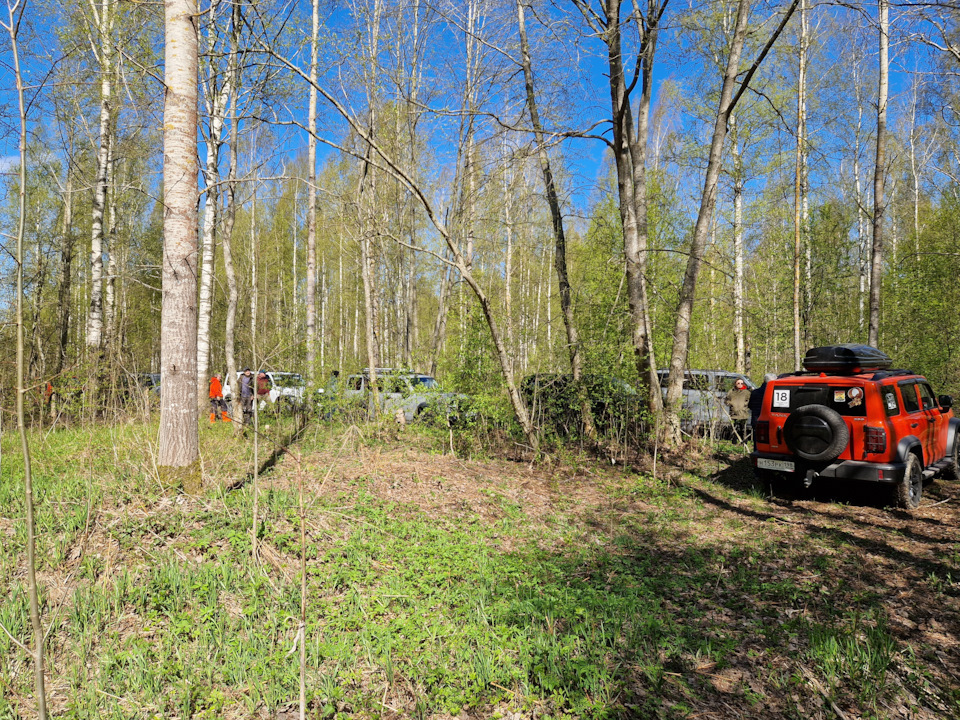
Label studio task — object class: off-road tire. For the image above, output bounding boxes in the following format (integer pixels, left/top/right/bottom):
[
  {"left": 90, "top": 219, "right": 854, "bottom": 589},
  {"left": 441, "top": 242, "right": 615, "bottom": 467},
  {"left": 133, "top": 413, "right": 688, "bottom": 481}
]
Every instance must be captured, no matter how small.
[
  {"left": 896, "top": 453, "right": 923, "bottom": 510},
  {"left": 783, "top": 404, "right": 849, "bottom": 462},
  {"left": 946, "top": 432, "right": 960, "bottom": 480}
]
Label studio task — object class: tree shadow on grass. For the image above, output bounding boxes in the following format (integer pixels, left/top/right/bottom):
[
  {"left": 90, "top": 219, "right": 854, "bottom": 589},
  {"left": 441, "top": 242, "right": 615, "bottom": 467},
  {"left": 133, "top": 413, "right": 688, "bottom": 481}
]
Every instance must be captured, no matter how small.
[
  {"left": 487, "top": 519, "right": 955, "bottom": 719},
  {"left": 480, "top": 477, "right": 960, "bottom": 720},
  {"left": 226, "top": 415, "right": 310, "bottom": 491}
]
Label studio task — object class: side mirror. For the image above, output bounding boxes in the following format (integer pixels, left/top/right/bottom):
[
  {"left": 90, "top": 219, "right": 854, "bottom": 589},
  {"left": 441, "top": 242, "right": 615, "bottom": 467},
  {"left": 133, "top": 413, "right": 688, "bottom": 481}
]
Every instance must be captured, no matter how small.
[{"left": 939, "top": 394, "right": 953, "bottom": 410}]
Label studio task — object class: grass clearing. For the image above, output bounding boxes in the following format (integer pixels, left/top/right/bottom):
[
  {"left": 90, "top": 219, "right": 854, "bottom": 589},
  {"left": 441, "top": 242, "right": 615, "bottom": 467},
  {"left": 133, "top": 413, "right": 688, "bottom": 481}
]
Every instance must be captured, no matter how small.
[{"left": 1, "top": 420, "right": 958, "bottom": 718}]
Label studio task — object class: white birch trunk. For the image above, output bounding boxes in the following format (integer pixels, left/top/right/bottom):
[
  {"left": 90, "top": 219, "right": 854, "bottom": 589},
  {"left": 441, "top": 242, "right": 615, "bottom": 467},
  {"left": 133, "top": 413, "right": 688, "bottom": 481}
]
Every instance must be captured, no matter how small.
[
  {"left": 854, "top": 74, "right": 867, "bottom": 334},
  {"left": 868, "top": 0, "right": 888, "bottom": 347},
  {"left": 159, "top": 0, "right": 200, "bottom": 477},
  {"left": 197, "top": 10, "right": 232, "bottom": 407},
  {"left": 85, "top": 0, "right": 114, "bottom": 354},
  {"left": 305, "top": 0, "right": 319, "bottom": 376},
  {"left": 104, "top": 129, "right": 117, "bottom": 356},
  {"left": 731, "top": 111, "right": 745, "bottom": 374},
  {"left": 792, "top": 0, "right": 807, "bottom": 369}
]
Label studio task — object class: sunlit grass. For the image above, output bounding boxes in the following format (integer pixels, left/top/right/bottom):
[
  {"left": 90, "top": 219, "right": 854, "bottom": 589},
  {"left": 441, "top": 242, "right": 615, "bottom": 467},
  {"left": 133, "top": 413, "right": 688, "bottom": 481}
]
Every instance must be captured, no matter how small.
[{"left": 0, "top": 421, "right": 956, "bottom": 718}]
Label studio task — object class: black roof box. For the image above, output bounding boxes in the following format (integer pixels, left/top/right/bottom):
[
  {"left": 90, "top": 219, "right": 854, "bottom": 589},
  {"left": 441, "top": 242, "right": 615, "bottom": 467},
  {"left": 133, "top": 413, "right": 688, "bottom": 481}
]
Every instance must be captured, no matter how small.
[{"left": 802, "top": 344, "right": 892, "bottom": 374}]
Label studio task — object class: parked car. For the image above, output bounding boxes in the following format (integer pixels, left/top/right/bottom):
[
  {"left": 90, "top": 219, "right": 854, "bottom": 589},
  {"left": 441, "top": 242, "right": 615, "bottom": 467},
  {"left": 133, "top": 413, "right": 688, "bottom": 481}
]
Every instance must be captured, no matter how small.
[
  {"left": 751, "top": 344, "right": 959, "bottom": 508},
  {"left": 520, "top": 373, "right": 641, "bottom": 437},
  {"left": 656, "top": 369, "right": 756, "bottom": 435},
  {"left": 327, "top": 368, "right": 468, "bottom": 423},
  {"left": 223, "top": 370, "right": 305, "bottom": 408},
  {"left": 135, "top": 372, "right": 161, "bottom": 396}
]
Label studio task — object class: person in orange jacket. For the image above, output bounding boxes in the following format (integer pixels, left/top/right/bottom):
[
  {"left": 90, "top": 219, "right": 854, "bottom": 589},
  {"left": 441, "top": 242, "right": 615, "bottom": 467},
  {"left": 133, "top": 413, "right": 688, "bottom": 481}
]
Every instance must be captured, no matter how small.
[{"left": 209, "top": 373, "right": 230, "bottom": 422}]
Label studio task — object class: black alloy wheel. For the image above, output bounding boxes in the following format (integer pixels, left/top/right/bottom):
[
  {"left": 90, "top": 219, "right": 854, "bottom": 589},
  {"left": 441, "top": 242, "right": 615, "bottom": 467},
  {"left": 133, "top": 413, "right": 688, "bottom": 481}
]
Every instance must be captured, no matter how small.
[{"left": 896, "top": 453, "right": 923, "bottom": 510}]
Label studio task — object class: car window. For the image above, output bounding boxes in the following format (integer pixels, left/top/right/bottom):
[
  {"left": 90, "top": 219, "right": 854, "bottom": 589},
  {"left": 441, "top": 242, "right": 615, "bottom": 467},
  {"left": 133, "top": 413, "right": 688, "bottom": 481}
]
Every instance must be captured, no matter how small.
[
  {"left": 716, "top": 376, "right": 749, "bottom": 392},
  {"left": 272, "top": 373, "right": 303, "bottom": 387},
  {"left": 410, "top": 376, "right": 438, "bottom": 390},
  {"left": 683, "top": 373, "right": 711, "bottom": 391},
  {"left": 769, "top": 384, "right": 867, "bottom": 417},
  {"left": 917, "top": 383, "right": 936, "bottom": 411},
  {"left": 881, "top": 386, "right": 900, "bottom": 416},
  {"left": 900, "top": 382, "right": 921, "bottom": 413},
  {"left": 381, "top": 377, "right": 406, "bottom": 394},
  {"left": 349, "top": 376, "right": 364, "bottom": 391}
]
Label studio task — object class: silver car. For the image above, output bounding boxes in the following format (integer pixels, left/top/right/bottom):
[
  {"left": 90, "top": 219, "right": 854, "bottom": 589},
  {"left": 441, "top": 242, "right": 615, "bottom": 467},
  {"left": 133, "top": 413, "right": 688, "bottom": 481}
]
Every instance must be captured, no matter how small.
[
  {"left": 657, "top": 369, "right": 756, "bottom": 435},
  {"left": 337, "top": 368, "right": 465, "bottom": 423}
]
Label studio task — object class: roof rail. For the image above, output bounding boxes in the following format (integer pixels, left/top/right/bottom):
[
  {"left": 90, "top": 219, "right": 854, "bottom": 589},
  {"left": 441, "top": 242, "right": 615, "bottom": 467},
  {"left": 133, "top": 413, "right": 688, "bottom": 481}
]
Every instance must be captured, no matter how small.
[{"left": 869, "top": 369, "right": 915, "bottom": 381}]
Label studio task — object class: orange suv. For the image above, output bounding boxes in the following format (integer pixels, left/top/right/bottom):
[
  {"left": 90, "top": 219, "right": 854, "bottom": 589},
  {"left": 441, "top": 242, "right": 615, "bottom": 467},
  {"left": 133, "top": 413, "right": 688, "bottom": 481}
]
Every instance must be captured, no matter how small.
[{"left": 751, "top": 344, "right": 960, "bottom": 508}]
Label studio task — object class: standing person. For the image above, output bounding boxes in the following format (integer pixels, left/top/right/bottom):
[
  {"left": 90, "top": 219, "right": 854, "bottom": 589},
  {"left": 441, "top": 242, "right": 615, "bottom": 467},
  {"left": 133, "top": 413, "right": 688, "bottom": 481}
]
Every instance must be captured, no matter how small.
[
  {"left": 726, "top": 378, "right": 751, "bottom": 443},
  {"left": 240, "top": 367, "right": 255, "bottom": 425},
  {"left": 209, "top": 373, "right": 229, "bottom": 422},
  {"left": 256, "top": 371, "right": 271, "bottom": 408}
]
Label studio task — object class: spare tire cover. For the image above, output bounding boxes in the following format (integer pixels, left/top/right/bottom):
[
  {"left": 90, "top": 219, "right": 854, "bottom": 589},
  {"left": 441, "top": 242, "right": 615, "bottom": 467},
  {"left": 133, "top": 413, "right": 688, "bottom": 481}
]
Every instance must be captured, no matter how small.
[{"left": 783, "top": 404, "right": 849, "bottom": 462}]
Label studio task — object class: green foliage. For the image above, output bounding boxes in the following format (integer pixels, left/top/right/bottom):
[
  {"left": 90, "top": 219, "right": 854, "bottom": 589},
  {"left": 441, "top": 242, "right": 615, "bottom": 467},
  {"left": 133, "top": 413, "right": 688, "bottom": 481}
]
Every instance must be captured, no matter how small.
[
  {"left": 881, "top": 193, "right": 960, "bottom": 395},
  {"left": 572, "top": 165, "right": 684, "bottom": 382}
]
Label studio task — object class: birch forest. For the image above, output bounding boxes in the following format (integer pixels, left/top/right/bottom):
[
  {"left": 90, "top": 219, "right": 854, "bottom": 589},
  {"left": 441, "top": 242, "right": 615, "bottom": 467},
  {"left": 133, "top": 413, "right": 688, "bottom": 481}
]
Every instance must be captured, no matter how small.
[
  {"left": 1, "top": 0, "right": 960, "bottom": 441},
  {"left": 5, "top": 3, "right": 960, "bottom": 719}
]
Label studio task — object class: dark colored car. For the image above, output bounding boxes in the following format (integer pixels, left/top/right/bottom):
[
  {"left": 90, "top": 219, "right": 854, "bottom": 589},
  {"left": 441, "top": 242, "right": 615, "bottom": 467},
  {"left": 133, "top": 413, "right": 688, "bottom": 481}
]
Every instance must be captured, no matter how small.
[
  {"left": 135, "top": 373, "right": 161, "bottom": 396},
  {"left": 751, "top": 344, "right": 959, "bottom": 508}
]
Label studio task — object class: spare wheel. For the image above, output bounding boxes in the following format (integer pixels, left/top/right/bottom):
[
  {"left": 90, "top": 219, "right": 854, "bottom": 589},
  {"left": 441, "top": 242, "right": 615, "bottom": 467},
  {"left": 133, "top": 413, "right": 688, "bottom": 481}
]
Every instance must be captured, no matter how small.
[{"left": 783, "top": 404, "right": 849, "bottom": 462}]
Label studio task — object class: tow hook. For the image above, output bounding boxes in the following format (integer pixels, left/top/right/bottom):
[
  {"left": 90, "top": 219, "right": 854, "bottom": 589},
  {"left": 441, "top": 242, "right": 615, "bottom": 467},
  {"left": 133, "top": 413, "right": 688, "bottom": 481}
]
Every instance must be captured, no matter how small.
[{"left": 804, "top": 469, "right": 818, "bottom": 489}]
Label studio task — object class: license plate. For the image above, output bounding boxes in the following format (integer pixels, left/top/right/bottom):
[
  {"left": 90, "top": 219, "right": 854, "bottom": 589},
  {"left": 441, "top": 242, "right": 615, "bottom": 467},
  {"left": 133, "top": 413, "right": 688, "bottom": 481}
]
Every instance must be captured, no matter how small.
[{"left": 757, "top": 458, "right": 794, "bottom": 472}]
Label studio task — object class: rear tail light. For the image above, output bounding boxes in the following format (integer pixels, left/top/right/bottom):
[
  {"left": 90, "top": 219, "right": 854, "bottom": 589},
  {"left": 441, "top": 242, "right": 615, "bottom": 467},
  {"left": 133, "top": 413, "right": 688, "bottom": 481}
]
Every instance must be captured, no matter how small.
[
  {"left": 864, "top": 426, "right": 887, "bottom": 454},
  {"left": 756, "top": 421, "right": 770, "bottom": 444}
]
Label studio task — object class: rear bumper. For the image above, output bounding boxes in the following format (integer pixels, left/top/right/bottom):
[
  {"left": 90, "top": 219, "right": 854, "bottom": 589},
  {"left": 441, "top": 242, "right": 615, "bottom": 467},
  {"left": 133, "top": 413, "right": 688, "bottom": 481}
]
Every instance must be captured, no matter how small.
[{"left": 751, "top": 452, "right": 905, "bottom": 485}]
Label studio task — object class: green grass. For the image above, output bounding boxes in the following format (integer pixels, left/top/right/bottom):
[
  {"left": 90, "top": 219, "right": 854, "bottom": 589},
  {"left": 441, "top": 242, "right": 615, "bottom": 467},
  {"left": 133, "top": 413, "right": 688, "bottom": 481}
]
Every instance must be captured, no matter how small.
[{"left": 1, "top": 422, "right": 957, "bottom": 718}]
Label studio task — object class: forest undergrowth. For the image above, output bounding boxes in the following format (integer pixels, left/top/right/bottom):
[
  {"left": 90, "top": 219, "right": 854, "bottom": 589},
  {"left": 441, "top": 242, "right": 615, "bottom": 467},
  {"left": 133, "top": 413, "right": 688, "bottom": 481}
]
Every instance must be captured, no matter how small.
[{"left": 1, "top": 416, "right": 958, "bottom": 719}]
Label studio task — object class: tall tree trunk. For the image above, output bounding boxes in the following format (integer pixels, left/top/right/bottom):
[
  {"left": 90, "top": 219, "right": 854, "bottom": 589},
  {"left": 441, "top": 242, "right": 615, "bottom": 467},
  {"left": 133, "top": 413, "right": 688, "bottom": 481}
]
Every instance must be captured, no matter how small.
[
  {"left": 663, "top": 0, "right": 750, "bottom": 444},
  {"left": 221, "top": 0, "right": 241, "bottom": 430},
  {"left": 517, "top": 0, "right": 595, "bottom": 436},
  {"left": 585, "top": 0, "right": 665, "bottom": 414},
  {"left": 792, "top": 0, "right": 807, "bottom": 369},
  {"left": 104, "top": 129, "right": 117, "bottom": 360},
  {"left": 86, "top": 0, "right": 114, "bottom": 355},
  {"left": 55, "top": 171, "right": 74, "bottom": 375},
  {"left": 429, "top": 261, "right": 452, "bottom": 377},
  {"left": 6, "top": 9, "right": 48, "bottom": 712},
  {"left": 854, "top": 66, "right": 867, "bottom": 335},
  {"left": 662, "top": 0, "right": 799, "bottom": 444},
  {"left": 305, "top": 0, "right": 319, "bottom": 377},
  {"left": 503, "top": 155, "right": 515, "bottom": 364},
  {"left": 159, "top": 0, "right": 200, "bottom": 484},
  {"left": 868, "top": 0, "right": 888, "bottom": 347},
  {"left": 359, "top": 167, "right": 381, "bottom": 409},
  {"left": 251, "top": 180, "right": 259, "bottom": 368},
  {"left": 338, "top": 231, "right": 345, "bottom": 368},
  {"left": 321, "top": 252, "right": 327, "bottom": 369},
  {"left": 908, "top": 77, "right": 922, "bottom": 262},
  {"left": 731, "top": 111, "right": 745, "bottom": 374},
  {"left": 359, "top": 0, "right": 383, "bottom": 407},
  {"left": 223, "top": 112, "right": 241, "bottom": 425},
  {"left": 197, "top": 8, "right": 232, "bottom": 409}
]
